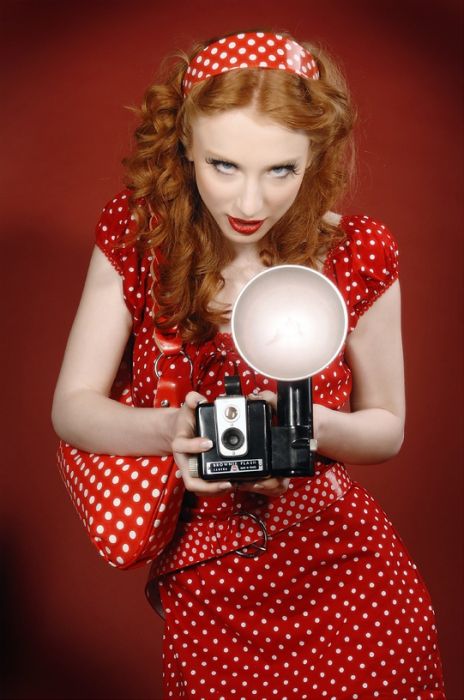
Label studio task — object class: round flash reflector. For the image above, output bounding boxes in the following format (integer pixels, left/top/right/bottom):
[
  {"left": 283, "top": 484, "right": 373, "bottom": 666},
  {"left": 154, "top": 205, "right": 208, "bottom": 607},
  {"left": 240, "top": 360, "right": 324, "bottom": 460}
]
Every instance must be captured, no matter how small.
[{"left": 231, "top": 265, "right": 348, "bottom": 381}]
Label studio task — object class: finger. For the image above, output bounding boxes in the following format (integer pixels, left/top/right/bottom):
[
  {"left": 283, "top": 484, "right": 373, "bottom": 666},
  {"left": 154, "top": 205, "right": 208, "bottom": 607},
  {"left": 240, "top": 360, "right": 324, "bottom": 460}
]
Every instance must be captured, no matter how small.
[
  {"left": 183, "top": 391, "right": 208, "bottom": 410},
  {"left": 237, "top": 477, "right": 290, "bottom": 495},
  {"left": 172, "top": 436, "right": 213, "bottom": 454},
  {"left": 248, "top": 390, "right": 277, "bottom": 411},
  {"left": 242, "top": 477, "right": 287, "bottom": 489},
  {"left": 183, "top": 476, "right": 234, "bottom": 496},
  {"left": 176, "top": 392, "right": 208, "bottom": 436}
]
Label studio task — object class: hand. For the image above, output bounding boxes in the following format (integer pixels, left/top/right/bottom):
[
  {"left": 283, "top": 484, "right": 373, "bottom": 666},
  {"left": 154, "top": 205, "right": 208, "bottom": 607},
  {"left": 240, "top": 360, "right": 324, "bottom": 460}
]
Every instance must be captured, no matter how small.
[
  {"left": 231, "top": 390, "right": 290, "bottom": 497},
  {"left": 312, "top": 402, "right": 333, "bottom": 456},
  {"left": 234, "top": 476, "right": 290, "bottom": 497},
  {"left": 237, "top": 390, "right": 333, "bottom": 495},
  {"left": 171, "top": 391, "right": 234, "bottom": 496}
]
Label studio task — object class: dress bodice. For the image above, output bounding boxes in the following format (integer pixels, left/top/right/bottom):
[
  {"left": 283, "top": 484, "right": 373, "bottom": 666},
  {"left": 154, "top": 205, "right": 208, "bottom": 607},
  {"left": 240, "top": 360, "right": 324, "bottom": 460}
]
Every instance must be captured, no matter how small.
[{"left": 95, "top": 190, "right": 399, "bottom": 415}]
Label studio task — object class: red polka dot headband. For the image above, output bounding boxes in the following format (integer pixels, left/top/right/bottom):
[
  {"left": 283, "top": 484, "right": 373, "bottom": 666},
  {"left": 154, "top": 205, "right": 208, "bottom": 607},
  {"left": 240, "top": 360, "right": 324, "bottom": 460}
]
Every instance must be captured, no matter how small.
[{"left": 182, "top": 31, "right": 320, "bottom": 97}]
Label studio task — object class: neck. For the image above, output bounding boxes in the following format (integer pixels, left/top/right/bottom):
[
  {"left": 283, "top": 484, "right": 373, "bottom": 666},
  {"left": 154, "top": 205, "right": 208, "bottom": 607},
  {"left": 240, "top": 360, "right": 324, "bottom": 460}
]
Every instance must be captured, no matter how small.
[
  {"left": 232, "top": 249, "right": 261, "bottom": 268},
  {"left": 226, "top": 239, "right": 262, "bottom": 266}
]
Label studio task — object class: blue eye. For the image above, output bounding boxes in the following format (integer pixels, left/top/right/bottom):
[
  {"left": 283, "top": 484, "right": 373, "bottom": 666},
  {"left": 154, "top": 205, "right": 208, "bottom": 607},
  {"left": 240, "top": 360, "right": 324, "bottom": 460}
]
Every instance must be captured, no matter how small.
[
  {"left": 206, "top": 158, "right": 236, "bottom": 174},
  {"left": 205, "top": 158, "right": 299, "bottom": 178},
  {"left": 271, "top": 164, "right": 298, "bottom": 178}
]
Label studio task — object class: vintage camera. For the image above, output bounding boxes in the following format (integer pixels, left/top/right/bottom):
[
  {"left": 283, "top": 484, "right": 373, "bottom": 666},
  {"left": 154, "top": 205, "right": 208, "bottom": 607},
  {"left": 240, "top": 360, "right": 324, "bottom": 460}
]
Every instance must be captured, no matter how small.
[
  {"left": 188, "top": 265, "right": 348, "bottom": 481},
  {"left": 188, "top": 375, "right": 317, "bottom": 481}
]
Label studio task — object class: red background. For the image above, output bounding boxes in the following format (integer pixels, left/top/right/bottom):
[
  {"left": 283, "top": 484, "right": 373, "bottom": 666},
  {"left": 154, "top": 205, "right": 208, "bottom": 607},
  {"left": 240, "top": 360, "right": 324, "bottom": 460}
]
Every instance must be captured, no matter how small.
[{"left": 1, "top": 1, "right": 462, "bottom": 698}]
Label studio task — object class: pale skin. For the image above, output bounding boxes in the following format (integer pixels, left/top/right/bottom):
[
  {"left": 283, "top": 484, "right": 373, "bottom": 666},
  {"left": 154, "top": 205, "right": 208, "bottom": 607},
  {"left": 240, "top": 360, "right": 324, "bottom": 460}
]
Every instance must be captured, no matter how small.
[{"left": 52, "top": 107, "right": 405, "bottom": 498}]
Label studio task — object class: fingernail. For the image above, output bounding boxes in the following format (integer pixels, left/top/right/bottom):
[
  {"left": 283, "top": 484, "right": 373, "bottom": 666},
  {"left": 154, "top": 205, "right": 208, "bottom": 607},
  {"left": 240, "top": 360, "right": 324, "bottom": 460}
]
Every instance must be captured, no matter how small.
[
  {"left": 197, "top": 398, "right": 208, "bottom": 405},
  {"left": 219, "top": 482, "right": 233, "bottom": 490},
  {"left": 200, "top": 439, "right": 213, "bottom": 449}
]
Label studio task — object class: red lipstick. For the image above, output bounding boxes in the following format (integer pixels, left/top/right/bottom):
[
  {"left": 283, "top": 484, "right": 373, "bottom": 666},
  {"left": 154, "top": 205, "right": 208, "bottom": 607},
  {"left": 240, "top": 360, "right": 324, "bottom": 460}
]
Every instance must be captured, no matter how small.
[{"left": 227, "top": 216, "right": 264, "bottom": 235}]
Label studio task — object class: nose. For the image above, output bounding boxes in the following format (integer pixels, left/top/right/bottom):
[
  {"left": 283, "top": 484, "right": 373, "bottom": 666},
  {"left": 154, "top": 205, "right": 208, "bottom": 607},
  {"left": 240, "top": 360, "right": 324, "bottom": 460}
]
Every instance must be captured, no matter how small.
[{"left": 236, "top": 177, "right": 264, "bottom": 219}]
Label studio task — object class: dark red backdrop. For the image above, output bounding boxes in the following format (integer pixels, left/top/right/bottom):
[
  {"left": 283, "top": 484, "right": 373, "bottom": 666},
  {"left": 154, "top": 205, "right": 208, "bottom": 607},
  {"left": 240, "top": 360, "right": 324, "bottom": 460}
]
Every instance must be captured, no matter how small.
[{"left": 1, "top": 1, "right": 462, "bottom": 698}]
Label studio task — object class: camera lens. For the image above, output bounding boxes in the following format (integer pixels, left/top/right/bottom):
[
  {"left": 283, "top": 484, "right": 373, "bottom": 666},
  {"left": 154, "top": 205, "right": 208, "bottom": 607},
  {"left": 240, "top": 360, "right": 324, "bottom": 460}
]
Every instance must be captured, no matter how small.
[{"left": 221, "top": 427, "right": 245, "bottom": 451}]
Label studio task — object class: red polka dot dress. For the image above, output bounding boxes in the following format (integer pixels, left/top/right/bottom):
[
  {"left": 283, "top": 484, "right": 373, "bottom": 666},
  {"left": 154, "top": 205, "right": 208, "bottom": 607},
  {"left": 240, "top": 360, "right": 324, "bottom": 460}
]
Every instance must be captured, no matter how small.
[{"left": 93, "top": 191, "right": 445, "bottom": 699}]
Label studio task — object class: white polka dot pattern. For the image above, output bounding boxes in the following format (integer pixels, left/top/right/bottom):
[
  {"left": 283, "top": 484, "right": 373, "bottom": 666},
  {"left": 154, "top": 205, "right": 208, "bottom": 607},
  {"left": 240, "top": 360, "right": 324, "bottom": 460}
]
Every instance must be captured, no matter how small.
[
  {"left": 57, "top": 356, "right": 186, "bottom": 569},
  {"left": 92, "top": 193, "right": 399, "bottom": 414},
  {"left": 182, "top": 32, "right": 319, "bottom": 96},
  {"left": 325, "top": 214, "right": 400, "bottom": 332},
  {"left": 159, "top": 485, "right": 445, "bottom": 698},
  {"left": 58, "top": 443, "right": 183, "bottom": 568},
  {"left": 60, "top": 193, "right": 399, "bottom": 573},
  {"left": 149, "top": 463, "right": 352, "bottom": 581},
  {"left": 58, "top": 192, "right": 445, "bottom": 696}
]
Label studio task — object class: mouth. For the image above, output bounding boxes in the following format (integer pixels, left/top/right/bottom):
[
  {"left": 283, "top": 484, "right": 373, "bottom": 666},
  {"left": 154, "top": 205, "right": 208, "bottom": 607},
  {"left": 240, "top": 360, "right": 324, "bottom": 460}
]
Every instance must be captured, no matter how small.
[{"left": 227, "top": 216, "right": 265, "bottom": 235}]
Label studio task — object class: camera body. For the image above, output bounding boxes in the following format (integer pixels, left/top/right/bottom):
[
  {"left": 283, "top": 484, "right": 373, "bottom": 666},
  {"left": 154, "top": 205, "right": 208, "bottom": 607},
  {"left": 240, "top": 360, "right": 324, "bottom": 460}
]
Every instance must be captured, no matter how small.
[{"left": 190, "top": 376, "right": 316, "bottom": 481}]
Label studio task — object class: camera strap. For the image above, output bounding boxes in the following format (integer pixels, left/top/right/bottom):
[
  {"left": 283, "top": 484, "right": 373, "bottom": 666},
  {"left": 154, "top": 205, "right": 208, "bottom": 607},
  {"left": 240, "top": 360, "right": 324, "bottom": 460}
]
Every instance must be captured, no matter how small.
[{"left": 153, "top": 349, "right": 194, "bottom": 408}]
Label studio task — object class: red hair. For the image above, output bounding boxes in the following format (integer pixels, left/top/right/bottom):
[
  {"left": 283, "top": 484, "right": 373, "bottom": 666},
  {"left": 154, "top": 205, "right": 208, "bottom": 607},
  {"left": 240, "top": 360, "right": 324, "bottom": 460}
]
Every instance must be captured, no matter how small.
[{"left": 122, "top": 34, "right": 356, "bottom": 343}]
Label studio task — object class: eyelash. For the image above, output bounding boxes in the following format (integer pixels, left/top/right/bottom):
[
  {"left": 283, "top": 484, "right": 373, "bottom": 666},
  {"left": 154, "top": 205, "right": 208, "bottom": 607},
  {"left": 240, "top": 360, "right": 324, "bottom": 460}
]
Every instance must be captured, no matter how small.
[{"left": 206, "top": 158, "right": 299, "bottom": 178}]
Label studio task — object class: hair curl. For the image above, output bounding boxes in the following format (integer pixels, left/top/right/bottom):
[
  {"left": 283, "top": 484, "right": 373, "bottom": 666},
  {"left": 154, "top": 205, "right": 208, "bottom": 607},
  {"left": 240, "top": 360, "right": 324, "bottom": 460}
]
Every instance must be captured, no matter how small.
[{"left": 122, "top": 32, "right": 357, "bottom": 343}]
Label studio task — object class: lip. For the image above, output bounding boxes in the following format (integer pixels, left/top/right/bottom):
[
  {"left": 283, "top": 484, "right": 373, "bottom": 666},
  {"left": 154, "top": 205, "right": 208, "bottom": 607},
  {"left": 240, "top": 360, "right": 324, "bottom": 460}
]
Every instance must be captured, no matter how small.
[{"left": 227, "top": 216, "right": 265, "bottom": 235}]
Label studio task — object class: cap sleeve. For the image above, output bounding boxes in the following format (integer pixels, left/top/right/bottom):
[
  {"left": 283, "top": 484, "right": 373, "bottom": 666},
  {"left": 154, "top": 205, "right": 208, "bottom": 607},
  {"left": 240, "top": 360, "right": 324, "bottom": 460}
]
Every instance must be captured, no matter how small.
[
  {"left": 94, "top": 190, "right": 147, "bottom": 325},
  {"left": 327, "top": 214, "right": 399, "bottom": 331}
]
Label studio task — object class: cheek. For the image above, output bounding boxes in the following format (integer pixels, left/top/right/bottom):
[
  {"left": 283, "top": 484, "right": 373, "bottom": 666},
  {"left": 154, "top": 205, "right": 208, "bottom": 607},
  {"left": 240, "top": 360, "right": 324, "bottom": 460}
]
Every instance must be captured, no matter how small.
[
  {"left": 196, "top": 173, "right": 232, "bottom": 211},
  {"left": 196, "top": 185, "right": 215, "bottom": 213},
  {"left": 271, "top": 180, "right": 304, "bottom": 212}
]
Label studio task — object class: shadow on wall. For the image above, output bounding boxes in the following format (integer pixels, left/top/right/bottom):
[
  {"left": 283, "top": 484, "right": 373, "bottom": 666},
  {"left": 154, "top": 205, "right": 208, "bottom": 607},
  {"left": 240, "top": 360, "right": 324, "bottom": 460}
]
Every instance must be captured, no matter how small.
[{"left": 0, "top": 534, "right": 159, "bottom": 700}]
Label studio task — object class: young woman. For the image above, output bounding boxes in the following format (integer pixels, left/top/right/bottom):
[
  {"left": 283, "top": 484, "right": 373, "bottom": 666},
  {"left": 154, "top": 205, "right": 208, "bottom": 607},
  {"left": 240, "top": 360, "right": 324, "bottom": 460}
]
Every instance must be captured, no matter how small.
[{"left": 52, "top": 31, "right": 446, "bottom": 699}]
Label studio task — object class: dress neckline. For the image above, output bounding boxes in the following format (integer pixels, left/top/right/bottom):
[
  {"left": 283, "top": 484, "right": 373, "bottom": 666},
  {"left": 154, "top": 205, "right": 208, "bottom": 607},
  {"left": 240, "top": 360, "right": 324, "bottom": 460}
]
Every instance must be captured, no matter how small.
[{"left": 213, "top": 214, "right": 348, "bottom": 341}]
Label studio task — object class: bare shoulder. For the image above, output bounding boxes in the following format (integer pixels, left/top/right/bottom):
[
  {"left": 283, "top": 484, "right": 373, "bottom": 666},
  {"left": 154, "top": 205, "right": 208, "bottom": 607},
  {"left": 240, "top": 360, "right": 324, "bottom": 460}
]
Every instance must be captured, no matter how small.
[
  {"left": 322, "top": 211, "right": 342, "bottom": 227},
  {"left": 314, "top": 211, "right": 343, "bottom": 271}
]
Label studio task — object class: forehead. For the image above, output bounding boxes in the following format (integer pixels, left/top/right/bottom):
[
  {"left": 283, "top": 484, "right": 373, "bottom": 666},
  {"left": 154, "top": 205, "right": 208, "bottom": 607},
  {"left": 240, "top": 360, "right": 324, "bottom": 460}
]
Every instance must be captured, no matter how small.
[{"left": 190, "top": 107, "right": 310, "bottom": 161}]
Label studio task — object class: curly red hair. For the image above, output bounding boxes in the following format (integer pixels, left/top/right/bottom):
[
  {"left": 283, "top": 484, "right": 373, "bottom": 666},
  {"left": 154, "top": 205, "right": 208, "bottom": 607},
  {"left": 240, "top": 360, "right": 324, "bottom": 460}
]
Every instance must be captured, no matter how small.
[{"left": 122, "top": 33, "right": 356, "bottom": 343}]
